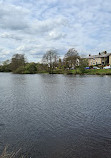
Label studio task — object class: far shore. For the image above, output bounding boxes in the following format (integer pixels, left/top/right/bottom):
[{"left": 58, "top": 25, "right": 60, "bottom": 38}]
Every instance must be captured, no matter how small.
[{"left": 1, "top": 69, "right": 111, "bottom": 75}]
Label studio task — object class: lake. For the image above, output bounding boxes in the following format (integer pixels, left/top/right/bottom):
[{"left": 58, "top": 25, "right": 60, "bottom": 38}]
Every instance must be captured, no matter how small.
[{"left": 0, "top": 73, "right": 111, "bottom": 158}]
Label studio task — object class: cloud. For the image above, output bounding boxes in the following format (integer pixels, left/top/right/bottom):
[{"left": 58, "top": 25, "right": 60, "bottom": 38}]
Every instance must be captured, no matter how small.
[
  {"left": 25, "top": 17, "right": 67, "bottom": 35},
  {"left": 0, "top": 0, "right": 111, "bottom": 62},
  {"left": 49, "top": 30, "right": 66, "bottom": 40},
  {"left": 0, "top": 47, "right": 11, "bottom": 61},
  {"left": 0, "top": 2, "right": 67, "bottom": 34},
  {"left": 0, "top": 32, "right": 23, "bottom": 40},
  {"left": 0, "top": 3, "right": 30, "bottom": 30}
]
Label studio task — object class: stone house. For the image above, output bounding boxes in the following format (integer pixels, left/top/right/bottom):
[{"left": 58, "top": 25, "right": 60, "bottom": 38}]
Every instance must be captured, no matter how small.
[{"left": 86, "top": 51, "right": 111, "bottom": 66}]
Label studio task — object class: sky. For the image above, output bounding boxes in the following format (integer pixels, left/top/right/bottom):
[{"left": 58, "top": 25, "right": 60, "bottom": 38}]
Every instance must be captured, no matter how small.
[{"left": 0, "top": 0, "right": 111, "bottom": 62}]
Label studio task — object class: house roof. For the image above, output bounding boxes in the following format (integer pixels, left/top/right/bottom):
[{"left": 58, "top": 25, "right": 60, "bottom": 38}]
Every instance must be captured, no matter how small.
[{"left": 86, "top": 52, "right": 111, "bottom": 59}]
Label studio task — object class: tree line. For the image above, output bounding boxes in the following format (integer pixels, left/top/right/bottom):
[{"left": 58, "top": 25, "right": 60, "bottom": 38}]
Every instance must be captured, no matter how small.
[{"left": 0, "top": 48, "right": 88, "bottom": 74}]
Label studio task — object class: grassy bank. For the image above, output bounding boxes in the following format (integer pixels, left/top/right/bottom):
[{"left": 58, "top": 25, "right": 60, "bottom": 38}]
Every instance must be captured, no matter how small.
[
  {"left": 53, "top": 69, "right": 111, "bottom": 75},
  {"left": 84, "top": 69, "right": 111, "bottom": 75},
  {"left": 1, "top": 67, "right": 111, "bottom": 75},
  {"left": 51, "top": 69, "right": 111, "bottom": 75}
]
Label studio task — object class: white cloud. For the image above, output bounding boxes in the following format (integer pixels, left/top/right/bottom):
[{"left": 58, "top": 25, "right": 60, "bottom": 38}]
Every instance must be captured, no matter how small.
[
  {"left": 49, "top": 30, "right": 66, "bottom": 39},
  {"left": 0, "top": 47, "right": 10, "bottom": 60},
  {"left": 0, "top": 0, "right": 111, "bottom": 61},
  {"left": 0, "top": 32, "right": 24, "bottom": 40},
  {"left": 0, "top": 3, "right": 30, "bottom": 30}
]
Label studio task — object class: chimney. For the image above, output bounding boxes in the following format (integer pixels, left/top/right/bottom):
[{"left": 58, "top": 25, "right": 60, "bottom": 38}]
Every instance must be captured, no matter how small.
[
  {"left": 99, "top": 52, "right": 101, "bottom": 55},
  {"left": 89, "top": 54, "right": 91, "bottom": 56}
]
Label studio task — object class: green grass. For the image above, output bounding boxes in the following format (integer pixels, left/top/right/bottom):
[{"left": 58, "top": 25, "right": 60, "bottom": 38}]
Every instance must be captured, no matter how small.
[
  {"left": 43, "top": 69, "right": 111, "bottom": 75},
  {"left": 64, "top": 69, "right": 111, "bottom": 75},
  {"left": 2, "top": 67, "right": 111, "bottom": 75},
  {"left": 85, "top": 69, "right": 111, "bottom": 75}
]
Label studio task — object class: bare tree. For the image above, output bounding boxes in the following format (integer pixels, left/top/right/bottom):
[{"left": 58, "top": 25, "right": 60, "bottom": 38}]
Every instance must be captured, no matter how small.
[
  {"left": 64, "top": 48, "right": 79, "bottom": 69},
  {"left": 42, "top": 49, "right": 58, "bottom": 73}
]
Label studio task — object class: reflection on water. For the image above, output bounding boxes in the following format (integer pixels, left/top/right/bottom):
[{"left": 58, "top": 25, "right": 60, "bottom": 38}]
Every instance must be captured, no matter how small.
[{"left": 0, "top": 73, "right": 111, "bottom": 158}]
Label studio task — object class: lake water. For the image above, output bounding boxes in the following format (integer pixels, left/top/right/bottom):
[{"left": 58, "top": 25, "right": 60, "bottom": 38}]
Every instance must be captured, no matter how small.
[{"left": 0, "top": 73, "right": 111, "bottom": 158}]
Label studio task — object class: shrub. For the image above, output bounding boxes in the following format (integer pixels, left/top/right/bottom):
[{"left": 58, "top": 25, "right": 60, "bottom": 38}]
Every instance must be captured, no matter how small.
[{"left": 14, "top": 66, "right": 25, "bottom": 74}]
